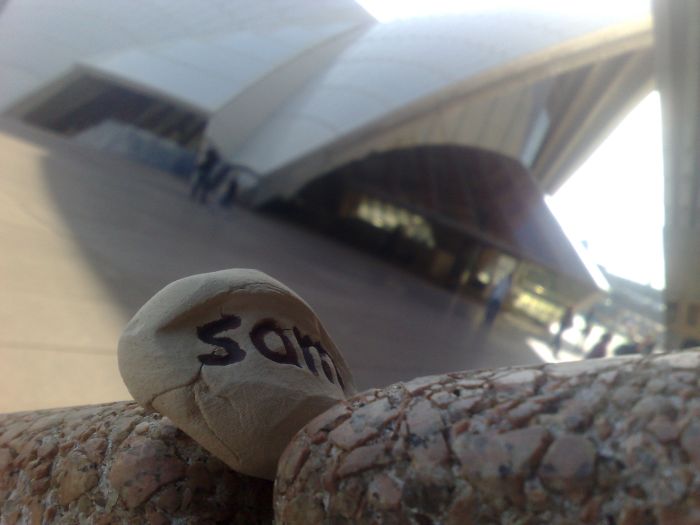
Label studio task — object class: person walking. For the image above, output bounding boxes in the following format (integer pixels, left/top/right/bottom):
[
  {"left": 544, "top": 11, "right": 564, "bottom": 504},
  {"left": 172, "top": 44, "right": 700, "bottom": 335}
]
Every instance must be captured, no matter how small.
[
  {"left": 579, "top": 307, "right": 596, "bottom": 349},
  {"left": 204, "top": 161, "right": 230, "bottom": 204},
  {"left": 190, "top": 147, "right": 219, "bottom": 204},
  {"left": 586, "top": 332, "right": 612, "bottom": 359},
  {"left": 219, "top": 168, "right": 239, "bottom": 208},
  {"left": 551, "top": 306, "right": 574, "bottom": 356},
  {"left": 482, "top": 273, "right": 513, "bottom": 326}
]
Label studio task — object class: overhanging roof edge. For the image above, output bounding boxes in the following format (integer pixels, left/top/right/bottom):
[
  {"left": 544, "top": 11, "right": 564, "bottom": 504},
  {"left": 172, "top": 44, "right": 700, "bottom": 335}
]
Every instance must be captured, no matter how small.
[{"left": 250, "top": 17, "right": 653, "bottom": 205}]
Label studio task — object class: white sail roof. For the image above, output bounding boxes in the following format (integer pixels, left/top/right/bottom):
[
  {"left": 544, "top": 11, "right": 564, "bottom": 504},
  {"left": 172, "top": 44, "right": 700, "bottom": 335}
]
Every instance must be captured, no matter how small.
[{"left": 1, "top": 1, "right": 652, "bottom": 198}]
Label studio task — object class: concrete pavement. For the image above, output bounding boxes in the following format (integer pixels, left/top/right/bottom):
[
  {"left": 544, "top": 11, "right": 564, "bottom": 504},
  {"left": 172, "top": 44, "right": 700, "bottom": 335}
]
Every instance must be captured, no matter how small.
[{"left": 0, "top": 119, "right": 544, "bottom": 412}]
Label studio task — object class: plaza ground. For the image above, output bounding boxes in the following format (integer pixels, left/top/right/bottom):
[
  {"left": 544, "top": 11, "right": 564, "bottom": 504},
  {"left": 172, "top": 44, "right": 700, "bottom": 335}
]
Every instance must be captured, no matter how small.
[{"left": 0, "top": 119, "right": 572, "bottom": 412}]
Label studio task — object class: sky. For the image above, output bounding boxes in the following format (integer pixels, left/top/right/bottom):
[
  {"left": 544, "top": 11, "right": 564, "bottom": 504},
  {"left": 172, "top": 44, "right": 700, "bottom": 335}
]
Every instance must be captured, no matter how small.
[
  {"left": 546, "top": 92, "right": 665, "bottom": 290},
  {"left": 355, "top": 0, "right": 664, "bottom": 290},
  {"left": 356, "top": 0, "right": 650, "bottom": 22}
]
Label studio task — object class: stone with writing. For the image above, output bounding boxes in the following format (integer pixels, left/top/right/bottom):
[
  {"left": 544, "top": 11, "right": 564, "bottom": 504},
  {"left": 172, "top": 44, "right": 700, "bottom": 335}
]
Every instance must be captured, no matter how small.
[{"left": 118, "top": 269, "right": 356, "bottom": 479}]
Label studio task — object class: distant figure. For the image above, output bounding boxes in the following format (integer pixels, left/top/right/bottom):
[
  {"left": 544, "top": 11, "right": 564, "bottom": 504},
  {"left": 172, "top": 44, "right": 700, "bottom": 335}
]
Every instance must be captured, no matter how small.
[
  {"left": 579, "top": 307, "right": 596, "bottom": 348},
  {"left": 551, "top": 306, "right": 574, "bottom": 355},
  {"left": 483, "top": 273, "right": 513, "bottom": 326},
  {"left": 219, "top": 170, "right": 239, "bottom": 208},
  {"left": 205, "top": 162, "right": 230, "bottom": 204},
  {"left": 190, "top": 148, "right": 220, "bottom": 204},
  {"left": 587, "top": 333, "right": 612, "bottom": 359},
  {"left": 613, "top": 341, "right": 639, "bottom": 356}
]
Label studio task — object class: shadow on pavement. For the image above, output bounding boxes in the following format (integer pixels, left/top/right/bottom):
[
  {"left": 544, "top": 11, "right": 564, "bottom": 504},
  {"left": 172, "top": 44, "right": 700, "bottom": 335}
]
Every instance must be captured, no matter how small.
[{"left": 4, "top": 119, "right": 545, "bottom": 396}]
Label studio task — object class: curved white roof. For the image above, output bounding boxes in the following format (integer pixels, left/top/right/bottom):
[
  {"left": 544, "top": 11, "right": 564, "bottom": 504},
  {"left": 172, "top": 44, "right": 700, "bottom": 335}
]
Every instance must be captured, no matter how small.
[
  {"left": 82, "top": 22, "right": 363, "bottom": 114},
  {"left": 1, "top": 1, "right": 652, "bottom": 200},
  {"left": 0, "top": 0, "right": 371, "bottom": 111},
  {"left": 211, "top": 9, "right": 652, "bottom": 201}
]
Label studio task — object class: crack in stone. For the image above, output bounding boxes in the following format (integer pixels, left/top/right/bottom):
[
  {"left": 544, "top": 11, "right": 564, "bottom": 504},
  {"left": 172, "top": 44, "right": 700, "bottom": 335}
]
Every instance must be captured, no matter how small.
[
  {"left": 194, "top": 376, "right": 243, "bottom": 465},
  {"left": 148, "top": 364, "right": 203, "bottom": 410}
]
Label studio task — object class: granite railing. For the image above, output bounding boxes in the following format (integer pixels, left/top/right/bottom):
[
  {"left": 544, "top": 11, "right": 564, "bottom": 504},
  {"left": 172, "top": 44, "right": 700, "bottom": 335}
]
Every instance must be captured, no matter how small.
[
  {"left": 3, "top": 351, "right": 700, "bottom": 524},
  {"left": 0, "top": 402, "right": 272, "bottom": 524}
]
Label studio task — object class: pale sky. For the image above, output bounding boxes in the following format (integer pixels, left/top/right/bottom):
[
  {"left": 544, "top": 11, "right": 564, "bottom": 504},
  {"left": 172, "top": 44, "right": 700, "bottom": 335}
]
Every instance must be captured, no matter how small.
[
  {"left": 547, "top": 92, "right": 665, "bottom": 290},
  {"left": 356, "top": 0, "right": 650, "bottom": 22}
]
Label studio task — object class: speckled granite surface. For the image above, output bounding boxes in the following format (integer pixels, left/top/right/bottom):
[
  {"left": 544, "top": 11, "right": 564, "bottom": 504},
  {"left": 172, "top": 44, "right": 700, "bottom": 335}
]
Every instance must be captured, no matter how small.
[
  {"left": 275, "top": 352, "right": 700, "bottom": 524},
  {"left": 4, "top": 352, "right": 700, "bottom": 524},
  {"left": 0, "top": 401, "right": 272, "bottom": 524}
]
